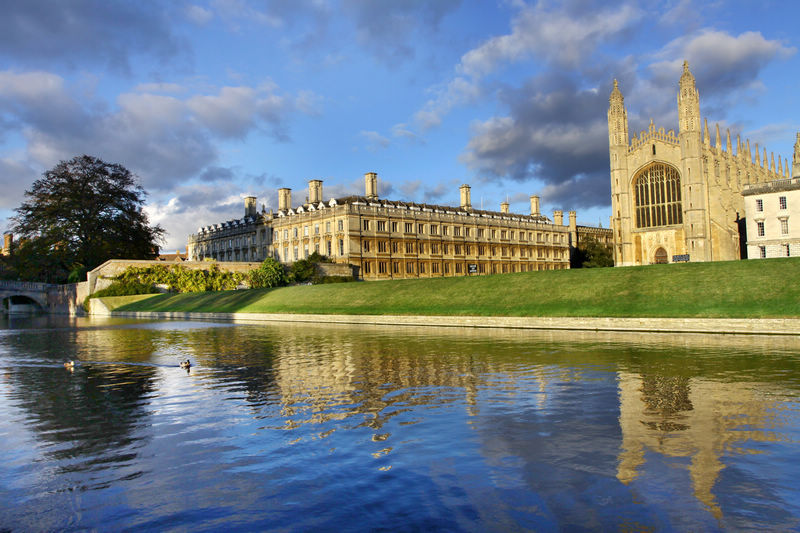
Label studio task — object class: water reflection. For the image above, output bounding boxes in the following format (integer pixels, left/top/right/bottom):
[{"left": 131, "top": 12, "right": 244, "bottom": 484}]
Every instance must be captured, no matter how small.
[{"left": 0, "top": 316, "right": 799, "bottom": 530}]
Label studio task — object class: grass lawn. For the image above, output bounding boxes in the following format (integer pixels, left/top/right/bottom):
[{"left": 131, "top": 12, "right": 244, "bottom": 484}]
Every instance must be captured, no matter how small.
[{"left": 108, "top": 257, "right": 800, "bottom": 318}]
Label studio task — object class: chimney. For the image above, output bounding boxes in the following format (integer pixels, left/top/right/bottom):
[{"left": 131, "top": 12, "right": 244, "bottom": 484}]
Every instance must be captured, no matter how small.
[
  {"left": 2, "top": 232, "right": 11, "bottom": 255},
  {"left": 244, "top": 196, "right": 257, "bottom": 217},
  {"left": 459, "top": 184, "right": 472, "bottom": 210},
  {"left": 309, "top": 179, "right": 323, "bottom": 204},
  {"left": 530, "top": 195, "right": 540, "bottom": 216},
  {"left": 365, "top": 172, "right": 378, "bottom": 200},
  {"left": 278, "top": 188, "right": 292, "bottom": 211},
  {"left": 568, "top": 211, "right": 577, "bottom": 247},
  {"left": 553, "top": 210, "right": 564, "bottom": 226},
  {"left": 500, "top": 201, "right": 509, "bottom": 214}
]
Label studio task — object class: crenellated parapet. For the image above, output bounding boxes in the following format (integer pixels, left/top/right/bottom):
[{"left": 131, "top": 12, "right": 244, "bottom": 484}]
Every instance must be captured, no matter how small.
[{"left": 628, "top": 120, "right": 679, "bottom": 152}]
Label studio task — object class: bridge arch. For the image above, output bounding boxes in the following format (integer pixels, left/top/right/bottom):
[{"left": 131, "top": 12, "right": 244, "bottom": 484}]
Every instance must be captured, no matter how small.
[{"left": 2, "top": 294, "right": 46, "bottom": 314}]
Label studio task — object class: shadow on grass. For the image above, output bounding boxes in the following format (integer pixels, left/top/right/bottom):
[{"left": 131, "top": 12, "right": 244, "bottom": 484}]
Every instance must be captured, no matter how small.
[{"left": 115, "top": 288, "right": 277, "bottom": 313}]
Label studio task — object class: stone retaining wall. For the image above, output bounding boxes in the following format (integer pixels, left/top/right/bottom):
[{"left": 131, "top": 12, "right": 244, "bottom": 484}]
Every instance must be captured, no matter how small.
[{"left": 95, "top": 306, "right": 800, "bottom": 336}]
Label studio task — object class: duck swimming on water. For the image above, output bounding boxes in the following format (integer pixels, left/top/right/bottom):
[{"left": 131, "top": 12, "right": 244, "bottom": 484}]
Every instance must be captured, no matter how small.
[
  {"left": 179, "top": 359, "right": 191, "bottom": 369},
  {"left": 64, "top": 361, "right": 75, "bottom": 369}
]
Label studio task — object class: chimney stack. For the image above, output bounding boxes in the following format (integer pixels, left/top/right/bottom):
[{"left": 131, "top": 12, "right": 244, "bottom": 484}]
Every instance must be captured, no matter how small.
[
  {"left": 500, "top": 201, "right": 509, "bottom": 214},
  {"left": 244, "top": 196, "right": 257, "bottom": 217},
  {"left": 278, "top": 188, "right": 292, "bottom": 211},
  {"left": 309, "top": 179, "right": 323, "bottom": 204},
  {"left": 460, "top": 184, "right": 472, "bottom": 210},
  {"left": 553, "top": 210, "right": 564, "bottom": 226},
  {"left": 365, "top": 172, "right": 378, "bottom": 200},
  {"left": 530, "top": 195, "right": 540, "bottom": 216},
  {"left": 2, "top": 233, "right": 12, "bottom": 255},
  {"left": 568, "top": 211, "right": 577, "bottom": 247}
]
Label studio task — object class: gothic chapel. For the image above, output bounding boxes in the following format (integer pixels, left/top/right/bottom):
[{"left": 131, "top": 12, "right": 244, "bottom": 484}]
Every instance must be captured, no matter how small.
[{"left": 608, "top": 61, "right": 795, "bottom": 266}]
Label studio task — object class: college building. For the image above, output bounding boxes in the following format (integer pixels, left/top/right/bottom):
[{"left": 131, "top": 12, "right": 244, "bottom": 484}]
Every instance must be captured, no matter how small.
[
  {"left": 186, "top": 174, "right": 603, "bottom": 280},
  {"left": 608, "top": 61, "right": 797, "bottom": 266}
]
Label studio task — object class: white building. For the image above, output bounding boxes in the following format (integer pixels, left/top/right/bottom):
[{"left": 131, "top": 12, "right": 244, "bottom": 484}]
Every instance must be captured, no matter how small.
[{"left": 742, "top": 176, "right": 800, "bottom": 259}]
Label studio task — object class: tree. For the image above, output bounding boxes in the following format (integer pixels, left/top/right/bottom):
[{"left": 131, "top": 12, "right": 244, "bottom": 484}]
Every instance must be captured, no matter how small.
[
  {"left": 570, "top": 236, "right": 614, "bottom": 268},
  {"left": 10, "top": 155, "right": 164, "bottom": 282}
]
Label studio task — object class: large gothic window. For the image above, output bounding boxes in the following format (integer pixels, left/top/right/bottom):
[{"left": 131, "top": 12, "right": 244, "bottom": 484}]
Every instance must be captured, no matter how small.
[{"left": 633, "top": 163, "right": 683, "bottom": 228}]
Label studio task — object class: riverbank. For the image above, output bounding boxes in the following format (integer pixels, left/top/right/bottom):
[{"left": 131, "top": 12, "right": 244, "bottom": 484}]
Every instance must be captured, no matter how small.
[
  {"left": 92, "top": 306, "right": 800, "bottom": 335},
  {"left": 101, "top": 258, "right": 800, "bottom": 319}
]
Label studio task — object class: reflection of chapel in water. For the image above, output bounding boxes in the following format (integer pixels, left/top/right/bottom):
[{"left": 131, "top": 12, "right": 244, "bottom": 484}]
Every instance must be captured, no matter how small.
[{"left": 617, "top": 372, "right": 782, "bottom": 519}]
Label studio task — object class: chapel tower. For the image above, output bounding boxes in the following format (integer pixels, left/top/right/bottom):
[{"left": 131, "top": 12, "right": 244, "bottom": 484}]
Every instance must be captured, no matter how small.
[
  {"left": 677, "top": 61, "right": 711, "bottom": 261},
  {"left": 608, "top": 79, "right": 632, "bottom": 265}
]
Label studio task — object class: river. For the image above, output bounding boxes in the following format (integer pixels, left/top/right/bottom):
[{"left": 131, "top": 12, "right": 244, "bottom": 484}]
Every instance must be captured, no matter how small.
[{"left": 1, "top": 315, "right": 799, "bottom": 531}]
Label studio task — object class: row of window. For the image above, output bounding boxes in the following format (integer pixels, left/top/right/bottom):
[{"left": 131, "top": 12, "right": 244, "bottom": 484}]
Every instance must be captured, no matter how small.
[
  {"left": 277, "top": 220, "right": 345, "bottom": 241},
  {"left": 755, "top": 218, "right": 790, "bottom": 237},
  {"left": 755, "top": 196, "right": 788, "bottom": 212},
  {"left": 361, "top": 240, "right": 562, "bottom": 259},
  {"left": 360, "top": 220, "right": 561, "bottom": 243},
  {"left": 758, "top": 244, "right": 792, "bottom": 258},
  {"left": 362, "top": 261, "right": 563, "bottom": 275},
  {"left": 279, "top": 239, "right": 346, "bottom": 262}
]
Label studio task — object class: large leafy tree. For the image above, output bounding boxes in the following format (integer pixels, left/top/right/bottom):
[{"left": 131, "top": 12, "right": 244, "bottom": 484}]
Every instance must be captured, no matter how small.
[
  {"left": 10, "top": 155, "right": 165, "bottom": 282},
  {"left": 570, "top": 236, "right": 614, "bottom": 268}
]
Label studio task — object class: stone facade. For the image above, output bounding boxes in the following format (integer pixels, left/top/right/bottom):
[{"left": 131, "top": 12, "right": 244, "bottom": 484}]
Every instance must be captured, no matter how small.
[
  {"left": 188, "top": 176, "right": 581, "bottom": 280},
  {"left": 742, "top": 175, "right": 800, "bottom": 259},
  {"left": 608, "top": 61, "right": 796, "bottom": 266}
]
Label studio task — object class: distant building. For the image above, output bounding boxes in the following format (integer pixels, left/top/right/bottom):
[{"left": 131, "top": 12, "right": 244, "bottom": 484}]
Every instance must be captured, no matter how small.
[
  {"left": 608, "top": 61, "right": 796, "bottom": 266},
  {"left": 1, "top": 233, "right": 12, "bottom": 256},
  {"left": 187, "top": 174, "right": 601, "bottom": 280},
  {"left": 156, "top": 250, "right": 188, "bottom": 262}
]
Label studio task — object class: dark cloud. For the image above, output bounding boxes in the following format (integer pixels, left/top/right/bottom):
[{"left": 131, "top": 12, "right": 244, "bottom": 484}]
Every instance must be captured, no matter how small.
[
  {"left": 199, "top": 166, "right": 236, "bottom": 183},
  {"left": 461, "top": 73, "right": 611, "bottom": 209},
  {"left": 342, "top": 0, "right": 461, "bottom": 62},
  {"left": 0, "top": 1, "right": 187, "bottom": 74}
]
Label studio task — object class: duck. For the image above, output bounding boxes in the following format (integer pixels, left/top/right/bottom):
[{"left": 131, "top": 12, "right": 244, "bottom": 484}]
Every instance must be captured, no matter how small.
[
  {"left": 179, "top": 359, "right": 191, "bottom": 369},
  {"left": 64, "top": 360, "right": 75, "bottom": 369}
]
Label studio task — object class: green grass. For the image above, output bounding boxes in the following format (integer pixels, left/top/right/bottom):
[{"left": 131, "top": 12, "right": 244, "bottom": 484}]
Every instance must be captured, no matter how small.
[{"left": 109, "top": 257, "right": 800, "bottom": 318}]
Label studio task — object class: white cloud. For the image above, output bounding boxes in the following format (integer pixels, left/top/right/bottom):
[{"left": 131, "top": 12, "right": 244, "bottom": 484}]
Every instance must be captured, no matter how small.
[
  {"left": 458, "top": 2, "right": 641, "bottom": 77},
  {"left": 360, "top": 130, "right": 391, "bottom": 151},
  {"left": 186, "top": 4, "right": 214, "bottom": 25}
]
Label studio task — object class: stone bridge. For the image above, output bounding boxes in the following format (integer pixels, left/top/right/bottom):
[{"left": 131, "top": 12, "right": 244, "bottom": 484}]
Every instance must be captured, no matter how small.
[{"left": 0, "top": 280, "right": 88, "bottom": 315}]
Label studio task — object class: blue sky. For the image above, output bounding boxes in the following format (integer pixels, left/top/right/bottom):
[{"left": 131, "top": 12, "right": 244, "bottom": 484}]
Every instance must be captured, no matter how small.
[{"left": 1, "top": 0, "right": 798, "bottom": 252}]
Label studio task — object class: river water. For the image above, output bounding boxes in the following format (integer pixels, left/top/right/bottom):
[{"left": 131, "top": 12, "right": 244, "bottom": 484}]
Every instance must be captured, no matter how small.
[{"left": 1, "top": 315, "right": 799, "bottom": 531}]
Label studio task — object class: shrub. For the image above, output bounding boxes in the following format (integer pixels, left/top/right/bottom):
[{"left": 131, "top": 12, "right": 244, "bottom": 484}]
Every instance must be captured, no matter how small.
[
  {"left": 114, "top": 263, "right": 243, "bottom": 293},
  {"left": 247, "top": 258, "right": 287, "bottom": 288}
]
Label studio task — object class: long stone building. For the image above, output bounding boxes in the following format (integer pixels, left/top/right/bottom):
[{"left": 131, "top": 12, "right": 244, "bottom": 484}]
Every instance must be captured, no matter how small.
[
  {"left": 608, "top": 61, "right": 796, "bottom": 266},
  {"left": 187, "top": 174, "right": 586, "bottom": 280}
]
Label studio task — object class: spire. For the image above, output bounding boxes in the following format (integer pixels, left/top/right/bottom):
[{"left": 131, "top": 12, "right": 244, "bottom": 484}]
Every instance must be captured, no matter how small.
[
  {"left": 679, "top": 60, "right": 695, "bottom": 87},
  {"left": 677, "top": 60, "right": 700, "bottom": 133},
  {"left": 610, "top": 79, "right": 623, "bottom": 102},
  {"left": 737, "top": 134, "right": 742, "bottom": 157},
  {"left": 755, "top": 143, "right": 760, "bottom": 166},
  {"left": 763, "top": 147, "right": 768, "bottom": 168},
  {"left": 703, "top": 118, "right": 710, "bottom": 146},
  {"left": 715, "top": 123, "right": 721, "bottom": 150},
  {"left": 608, "top": 78, "right": 628, "bottom": 147},
  {"left": 746, "top": 139, "right": 752, "bottom": 163},
  {"left": 794, "top": 132, "right": 800, "bottom": 178},
  {"left": 778, "top": 156, "right": 783, "bottom": 175},
  {"left": 726, "top": 129, "right": 732, "bottom": 154},
  {"left": 770, "top": 152, "right": 776, "bottom": 173}
]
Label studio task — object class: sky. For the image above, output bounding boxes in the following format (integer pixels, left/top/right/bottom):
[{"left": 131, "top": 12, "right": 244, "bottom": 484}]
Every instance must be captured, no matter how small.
[{"left": 1, "top": 0, "right": 798, "bottom": 252}]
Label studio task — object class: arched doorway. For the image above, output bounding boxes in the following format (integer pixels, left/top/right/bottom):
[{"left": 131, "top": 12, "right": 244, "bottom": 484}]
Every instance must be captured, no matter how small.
[{"left": 654, "top": 247, "right": 668, "bottom": 264}]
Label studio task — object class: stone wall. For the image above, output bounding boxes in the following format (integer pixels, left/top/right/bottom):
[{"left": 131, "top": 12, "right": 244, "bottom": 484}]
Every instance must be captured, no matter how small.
[
  {"left": 87, "top": 259, "right": 262, "bottom": 294},
  {"left": 316, "top": 263, "right": 355, "bottom": 278}
]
